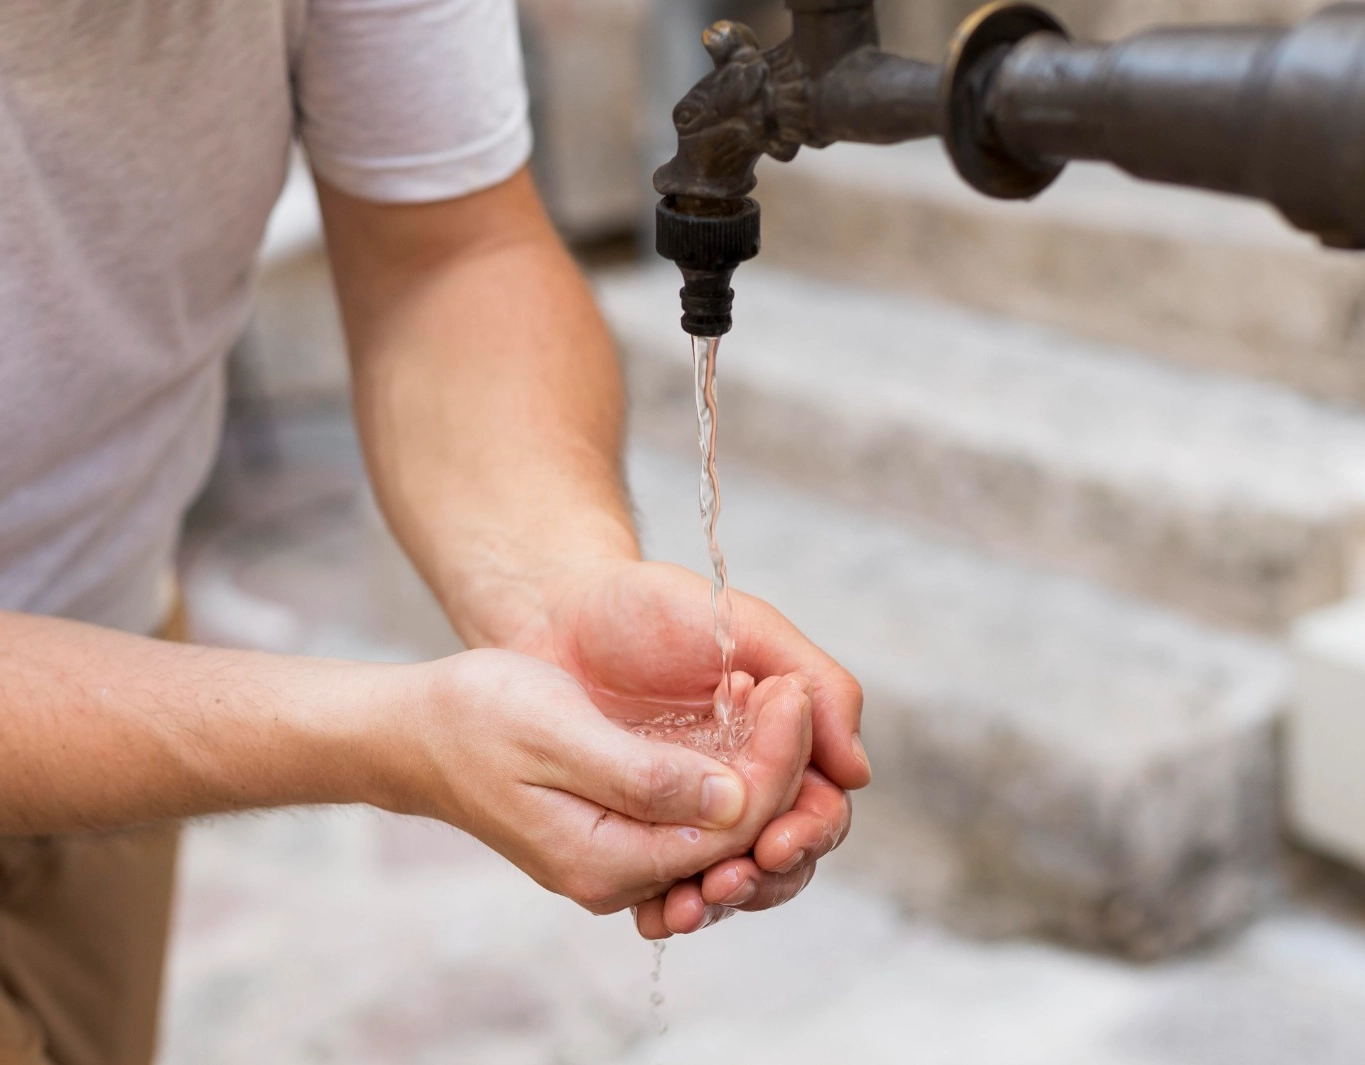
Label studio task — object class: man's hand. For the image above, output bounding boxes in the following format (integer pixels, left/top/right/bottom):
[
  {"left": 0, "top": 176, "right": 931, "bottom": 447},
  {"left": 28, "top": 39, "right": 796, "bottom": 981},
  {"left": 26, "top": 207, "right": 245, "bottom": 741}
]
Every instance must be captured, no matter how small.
[
  {"left": 319, "top": 168, "right": 868, "bottom": 936},
  {"left": 0, "top": 611, "right": 816, "bottom": 916},
  {"left": 394, "top": 649, "right": 812, "bottom": 914},
  {"left": 498, "top": 560, "right": 869, "bottom": 937}
]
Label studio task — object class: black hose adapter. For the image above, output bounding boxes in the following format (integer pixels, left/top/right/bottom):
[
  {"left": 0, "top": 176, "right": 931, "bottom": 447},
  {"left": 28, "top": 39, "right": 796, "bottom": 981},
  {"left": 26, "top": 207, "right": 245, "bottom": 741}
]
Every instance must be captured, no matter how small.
[{"left": 656, "top": 196, "right": 761, "bottom": 337}]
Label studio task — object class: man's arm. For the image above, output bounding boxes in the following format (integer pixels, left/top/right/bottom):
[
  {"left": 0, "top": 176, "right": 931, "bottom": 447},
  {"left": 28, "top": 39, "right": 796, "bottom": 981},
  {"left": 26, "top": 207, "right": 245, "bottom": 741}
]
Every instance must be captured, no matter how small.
[
  {"left": 317, "top": 168, "right": 641, "bottom": 650},
  {"left": 0, "top": 610, "right": 391, "bottom": 834},
  {"left": 0, "top": 610, "right": 781, "bottom": 916}
]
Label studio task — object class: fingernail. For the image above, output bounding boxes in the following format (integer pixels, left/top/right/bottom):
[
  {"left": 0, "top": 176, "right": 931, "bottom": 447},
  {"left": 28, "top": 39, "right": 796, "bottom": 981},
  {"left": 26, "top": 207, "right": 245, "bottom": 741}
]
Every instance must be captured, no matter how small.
[
  {"left": 700, "top": 905, "right": 735, "bottom": 930},
  {"left": 721, "top": 878, "right": 758, "bottom": 906},
  {"left": 775, "top": 848, "right": 807, "bottom": 875},
  {"left": 701, "top": 774, "right": 745, "bottom": 827},
  {"left": 852, "top": 733, "right": 870, "bottom": 771}
]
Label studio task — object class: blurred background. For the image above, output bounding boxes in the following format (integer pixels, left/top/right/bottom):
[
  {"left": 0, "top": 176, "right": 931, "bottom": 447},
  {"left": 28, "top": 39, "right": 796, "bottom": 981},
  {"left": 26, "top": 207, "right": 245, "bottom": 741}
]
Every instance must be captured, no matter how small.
[{"left": 167, "top": 0, "right": 1365, "bottom": 1061}]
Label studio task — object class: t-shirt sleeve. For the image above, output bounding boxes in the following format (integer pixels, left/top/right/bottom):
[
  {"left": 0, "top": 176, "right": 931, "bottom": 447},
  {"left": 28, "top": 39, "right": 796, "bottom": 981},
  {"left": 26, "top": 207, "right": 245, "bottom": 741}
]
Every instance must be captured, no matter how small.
[{"left": 294, "top": 0, "right": 533, "bottom": 204}]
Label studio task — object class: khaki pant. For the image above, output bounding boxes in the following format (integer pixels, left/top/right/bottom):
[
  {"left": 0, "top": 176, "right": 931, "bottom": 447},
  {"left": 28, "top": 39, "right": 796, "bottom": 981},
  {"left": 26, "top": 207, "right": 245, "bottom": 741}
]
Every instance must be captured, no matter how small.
[{"left": 0, "top": 604, "right": 187, "bottom": 1065}]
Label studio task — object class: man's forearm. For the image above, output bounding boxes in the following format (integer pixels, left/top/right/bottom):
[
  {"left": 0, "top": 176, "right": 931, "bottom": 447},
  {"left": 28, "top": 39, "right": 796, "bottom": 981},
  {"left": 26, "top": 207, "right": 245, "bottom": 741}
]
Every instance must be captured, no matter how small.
[
  {"left": 318, "top": 169, "right": 639, "bottom": 650},
  {"left": 0, "top": 611, "right": 394, "bottom": 834}
]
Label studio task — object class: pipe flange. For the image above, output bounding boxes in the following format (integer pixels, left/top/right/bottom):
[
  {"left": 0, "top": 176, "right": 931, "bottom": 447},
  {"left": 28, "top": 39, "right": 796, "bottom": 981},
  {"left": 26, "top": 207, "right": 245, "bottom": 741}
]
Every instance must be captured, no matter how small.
[{"left": 943, "top": 2, "right": 1069, "bottom": 200}]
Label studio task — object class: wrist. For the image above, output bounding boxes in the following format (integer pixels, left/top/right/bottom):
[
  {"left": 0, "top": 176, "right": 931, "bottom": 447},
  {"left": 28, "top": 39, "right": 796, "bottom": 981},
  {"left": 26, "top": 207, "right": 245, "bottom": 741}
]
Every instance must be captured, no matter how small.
[
  {"left": 355, "top": 650, "right": 503, "bottom": 828},
  {"left": 239, "top": 655, "right": 430, "bottom": 815},
  {"left": 324, "top": 659, "right": 449, "bottom": 817},
  {"left": 438, "top": 514, "right": 641, "bottom": 652}
]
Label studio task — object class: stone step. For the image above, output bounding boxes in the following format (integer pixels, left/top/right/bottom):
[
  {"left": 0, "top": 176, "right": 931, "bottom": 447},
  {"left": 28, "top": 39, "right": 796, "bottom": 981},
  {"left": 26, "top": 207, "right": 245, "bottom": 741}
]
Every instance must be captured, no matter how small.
[
  {"left": 754, "top": 141, "right": 1365, "bottom": 406},
  {"left": 627, "top": 444, "right": 1288, "bottom": 958},
  {"left": 600, "top": 264, "right": 1365, "bottom": 633}
]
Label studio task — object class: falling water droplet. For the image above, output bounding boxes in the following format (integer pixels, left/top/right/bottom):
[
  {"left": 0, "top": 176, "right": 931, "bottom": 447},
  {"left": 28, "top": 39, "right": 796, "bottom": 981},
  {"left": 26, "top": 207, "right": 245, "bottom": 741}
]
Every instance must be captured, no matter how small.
[{"left": 650, "top": 940, "right": 668, "bottom": 1036}]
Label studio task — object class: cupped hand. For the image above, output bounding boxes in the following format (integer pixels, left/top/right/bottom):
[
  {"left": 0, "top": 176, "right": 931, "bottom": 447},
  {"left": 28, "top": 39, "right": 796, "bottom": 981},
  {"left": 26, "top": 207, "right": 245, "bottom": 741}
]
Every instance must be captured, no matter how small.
[
  {"left": 504, "top": 560, "right": 869, "bottom": 936},
  {"left": 392, "top": 648, "right": 811, "bottom": 915}
]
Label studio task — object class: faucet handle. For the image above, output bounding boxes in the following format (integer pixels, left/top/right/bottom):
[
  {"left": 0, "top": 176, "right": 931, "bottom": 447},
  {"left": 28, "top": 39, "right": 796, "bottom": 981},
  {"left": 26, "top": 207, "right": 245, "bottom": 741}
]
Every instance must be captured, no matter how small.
[{"left": 702, "top": 20, "right": 762, "bottom": 67}]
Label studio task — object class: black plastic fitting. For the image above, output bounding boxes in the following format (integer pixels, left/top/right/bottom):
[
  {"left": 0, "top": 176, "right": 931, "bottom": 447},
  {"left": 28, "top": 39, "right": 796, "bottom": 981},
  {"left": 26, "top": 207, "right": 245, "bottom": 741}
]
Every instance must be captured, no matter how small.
[{"left": 656, "top": 196, "right": 762, "bottom": 337}]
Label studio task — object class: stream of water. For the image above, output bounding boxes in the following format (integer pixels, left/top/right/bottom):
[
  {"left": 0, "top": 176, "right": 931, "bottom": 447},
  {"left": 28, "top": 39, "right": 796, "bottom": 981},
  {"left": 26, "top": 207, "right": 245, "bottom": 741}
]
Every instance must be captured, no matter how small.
[
  {"left": 638, "top": 335, "right": 742, "bottom": 1051},
  {"left": 620, "top": 334, "right": 747, "bottom": 765},
  {"left": 692, "top": 334, "right": 738, "bottom": 757}
]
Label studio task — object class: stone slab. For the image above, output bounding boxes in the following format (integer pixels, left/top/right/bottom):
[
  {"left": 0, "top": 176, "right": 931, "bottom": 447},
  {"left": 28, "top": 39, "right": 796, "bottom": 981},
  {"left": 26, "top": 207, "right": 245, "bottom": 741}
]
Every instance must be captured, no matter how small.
[
  {"left": 754, "top": 140, "right": 1365, "bottom": 407},
  {"left": 164, "top": 808, "right": 1365, "bottom": 1064},
  {"left": 1287, "top": 597, "right": 1365, "bottom": 871},
  {"left": 600, "top": 263, "right": 1365, "bottom": 631},
  {"left": 628, "top": 445, "right": 1288, "bottom": 956}
]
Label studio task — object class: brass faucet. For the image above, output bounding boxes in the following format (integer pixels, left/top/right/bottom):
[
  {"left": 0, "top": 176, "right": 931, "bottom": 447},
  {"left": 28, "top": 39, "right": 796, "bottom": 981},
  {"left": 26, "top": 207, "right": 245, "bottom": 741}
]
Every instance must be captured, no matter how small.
[{"left": 654, "top": 1, "right": 1365, "bottom": 336}]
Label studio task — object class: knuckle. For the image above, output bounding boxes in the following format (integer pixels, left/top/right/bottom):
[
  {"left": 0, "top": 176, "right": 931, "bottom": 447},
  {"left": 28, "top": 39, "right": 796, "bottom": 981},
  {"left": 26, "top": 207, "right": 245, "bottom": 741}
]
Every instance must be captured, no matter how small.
[
  {"left": 623, "top": 753, "right": 682, "bottom": 817},
  {"left": 562, "top": 870, "right": 620, "bottom": 913}
]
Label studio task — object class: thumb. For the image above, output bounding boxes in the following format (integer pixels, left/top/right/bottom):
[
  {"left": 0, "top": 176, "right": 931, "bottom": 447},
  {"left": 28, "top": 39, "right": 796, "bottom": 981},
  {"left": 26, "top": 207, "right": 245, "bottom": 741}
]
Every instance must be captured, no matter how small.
[
  {"left": 736, "top": 674, "right": 814, "bottom": 823},
  {"left": 544, "top": 713, "right": 750, "bottom": 830}
]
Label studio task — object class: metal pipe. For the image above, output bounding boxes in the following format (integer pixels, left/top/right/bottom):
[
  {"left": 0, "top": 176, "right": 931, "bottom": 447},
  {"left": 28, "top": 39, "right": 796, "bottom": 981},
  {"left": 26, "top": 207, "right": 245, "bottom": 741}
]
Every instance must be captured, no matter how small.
[
  {"left": 789, "top": 3, "right": 880, "bottom": 78},
  {"left": 813, "top": 49, "right": 942, "bottom": 144},
  {"left": 982, "top": 6, "right": 1365, "bottom": 246}
]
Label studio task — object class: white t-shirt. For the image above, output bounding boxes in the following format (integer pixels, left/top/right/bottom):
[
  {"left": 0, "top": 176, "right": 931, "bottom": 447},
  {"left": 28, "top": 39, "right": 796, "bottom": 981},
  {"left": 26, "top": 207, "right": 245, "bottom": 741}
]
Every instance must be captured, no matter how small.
[{"left": 0, "top": 0, "right": 532, "bottom": 635}]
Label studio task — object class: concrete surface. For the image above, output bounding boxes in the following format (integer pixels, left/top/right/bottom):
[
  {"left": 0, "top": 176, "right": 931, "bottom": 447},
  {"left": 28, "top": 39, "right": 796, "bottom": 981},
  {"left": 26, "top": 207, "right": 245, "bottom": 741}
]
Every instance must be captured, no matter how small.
[
  {"left": 521, "top": 0, "right": 647, "bottom": 241},
  {"left": 757, "top": 141, "right": 1365, "bottom": 405},
  {"left": 1287, "top": 598, "right": 1365, "bottom": 869},
  {"left": 162, "top": 804, "right": 1365, "bottom": 1065},
  {"left": 602, "top": 263, "right": 1365, "bottom": 631}
]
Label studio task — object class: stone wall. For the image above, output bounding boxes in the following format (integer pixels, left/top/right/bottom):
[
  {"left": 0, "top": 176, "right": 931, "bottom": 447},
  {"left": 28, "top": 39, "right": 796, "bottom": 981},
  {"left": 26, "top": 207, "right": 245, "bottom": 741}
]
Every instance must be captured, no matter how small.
[{"left": 520, "top": 0, "right": 648, "bottom": 241}]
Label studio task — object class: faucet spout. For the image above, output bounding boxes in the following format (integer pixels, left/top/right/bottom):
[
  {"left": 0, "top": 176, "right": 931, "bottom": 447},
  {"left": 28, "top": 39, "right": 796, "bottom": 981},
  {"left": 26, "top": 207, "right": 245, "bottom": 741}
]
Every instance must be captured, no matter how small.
[
  {"left": 652, "top": 21, "right": 806, "bottom": 205},
  {"left": 652, "top": 1, "right": 940, "bottom": 335},
  {"left": 655, "top": 195, "right": 761, "bottom": 338}
]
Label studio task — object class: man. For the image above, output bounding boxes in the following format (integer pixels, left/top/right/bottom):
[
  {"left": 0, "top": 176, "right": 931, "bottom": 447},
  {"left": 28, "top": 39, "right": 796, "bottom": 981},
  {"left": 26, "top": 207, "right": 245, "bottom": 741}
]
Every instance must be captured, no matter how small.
[{"left": 0, "top": 2, "right": 869, "bottom": 1062}]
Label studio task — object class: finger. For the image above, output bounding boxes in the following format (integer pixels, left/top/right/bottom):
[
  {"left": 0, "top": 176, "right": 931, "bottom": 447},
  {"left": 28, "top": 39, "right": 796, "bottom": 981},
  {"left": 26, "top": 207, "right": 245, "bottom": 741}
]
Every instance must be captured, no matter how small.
[
  {"left": 633, "top": 897, "right": 672, "bottom": 940},
  {"left": 735, "top": 674, "right": 813, "bottom": 814},
  {"left": 663, "top": 880, "right": 736, "bottom": 934},
  {"left": 663, "top": 878, "right": 707, "bottom": 933},
  {"left": 701, "top": 856, "right": 817, "bottom": 912},
  {"left": 538, "top": 711, "right": 749, "bottom": 830},
  {"left": 726, "top": 670, "right": 756, "bottom": 716},
  {"left": 700, "top": 856, "right": 763, "bottom": 907},
  {"left": 731, "top": 592, "right": 870, "bottom": 791},
  {"left": 585, "top": 676, "right": 814, "bottom": 889},
  {"left": 752, "top": 767, "right": 851, "bottom": 873}
]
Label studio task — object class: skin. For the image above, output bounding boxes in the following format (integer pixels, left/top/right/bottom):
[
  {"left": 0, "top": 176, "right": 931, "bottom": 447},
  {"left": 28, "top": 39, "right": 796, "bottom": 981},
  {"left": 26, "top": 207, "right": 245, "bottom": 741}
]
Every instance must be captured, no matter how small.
[
  {"left": 0, "top": 615, "right": 809, "bottom": 914},
  {"left": 0, "top": 166, "right": 868, "bottom": 935}
]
